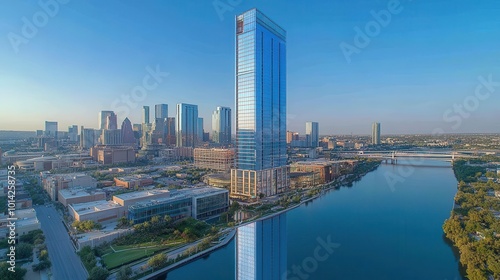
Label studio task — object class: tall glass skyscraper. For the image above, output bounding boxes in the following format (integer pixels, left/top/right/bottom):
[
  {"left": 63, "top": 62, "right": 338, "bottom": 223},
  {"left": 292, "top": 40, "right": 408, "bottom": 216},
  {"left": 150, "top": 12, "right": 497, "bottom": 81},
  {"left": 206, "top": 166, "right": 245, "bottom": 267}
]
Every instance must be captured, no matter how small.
[
  {"left": 176, "top": 103, "right": 198, "bottom": 147},
  {"left": 306, "top": 121, "right": 319, "bottom": 147},
  {"left": 212, "top": 106, "right": 232, "bottom": 145},
  {"left": 98, "top": 111, "right": 114, "bottom": 130},
  {"left": 231, "top": 8, "right": 289, "bottom": 199},
  {"left": 197, "top": 117, "right": 204, "bottom": 143},
  {"left": 236, "top": 213, "right": 287, "bottom": 280},
  {"left": 155, "top": 104, "right": 168, "bottom": 121},
  {"left": 44, "top": 121, "right": 58, "bottom": 140},
  {"left": 143, "top": 106, "right": 150, "bottom": 124},
  {"left": 372, "top": 122, "right": 381, "bottom": 145}
]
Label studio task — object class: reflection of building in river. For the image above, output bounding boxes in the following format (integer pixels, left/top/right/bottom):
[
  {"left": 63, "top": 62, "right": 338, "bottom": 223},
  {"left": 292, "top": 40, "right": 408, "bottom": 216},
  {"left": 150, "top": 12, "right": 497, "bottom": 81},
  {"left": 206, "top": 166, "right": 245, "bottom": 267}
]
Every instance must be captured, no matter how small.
[{"left": 236, "top": 213, "right": 287, "bottom": 280}]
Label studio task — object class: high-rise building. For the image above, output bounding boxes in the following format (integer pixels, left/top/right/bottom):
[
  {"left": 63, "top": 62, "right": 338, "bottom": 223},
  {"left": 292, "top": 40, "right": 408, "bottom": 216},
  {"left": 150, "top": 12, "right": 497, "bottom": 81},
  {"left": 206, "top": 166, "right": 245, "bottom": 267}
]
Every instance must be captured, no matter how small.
[
  {"left": 176, "top": 103, "right": 198, "bottom": 147},
  {"left": 80, "top": 127, "right": 96, "bottom": 149},
  {"left": 98, "top": 111, "right": 114, "bottom": 130},
  {"left": 106, "top": 113, "right": 118, "bottom": 130},
  {"left": 231, "top": 9, "right": 289, "bottom": 199},
  {"left": 166, "top": 117, "right": 176, "bottom": 146},
  {"left": 68, "top": 125, "right": 78, "bottom": 142},
  {"left": 236, "top": 213, "right": 287, "bottom": 280},
  {"left": 102, "top": 129, "right": 122, "bottom": 145},
  {"left": 154, "top": 104, "right": 168, "bottom": 122},
  {"left": 121, "top": 118, "right": 136, "bottom": 145},
  {"left": 143, "top": 106, "right": 150, "bottom": 124},
  {"left": 212, "top": 106, "right": 232, "bottom": 145},
  {"left": 44, "top": 121, "right": 58, "bottom": 140},
  {"left": 197, "top": 118, "right": 204, "bottom": 143},
  {"left": 286, "top": 131, "right": 299, "bottom": 144},
  {"left": 372, "top": 122, "right": 381, "bottom": 145},
  {"left": 306, "top": 122, "right": 319, "bottom": 148}
]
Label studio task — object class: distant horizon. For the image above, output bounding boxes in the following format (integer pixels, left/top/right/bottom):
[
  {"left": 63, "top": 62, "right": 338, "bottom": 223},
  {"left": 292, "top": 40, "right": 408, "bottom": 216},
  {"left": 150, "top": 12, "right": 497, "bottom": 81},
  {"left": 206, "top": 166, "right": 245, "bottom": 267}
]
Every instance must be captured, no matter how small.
[
  {"left": 1, "top": 129, "right": 499, "bottom": 137},
  {"left": 1, "top": 1, "right": 499, "bottom": 134}
]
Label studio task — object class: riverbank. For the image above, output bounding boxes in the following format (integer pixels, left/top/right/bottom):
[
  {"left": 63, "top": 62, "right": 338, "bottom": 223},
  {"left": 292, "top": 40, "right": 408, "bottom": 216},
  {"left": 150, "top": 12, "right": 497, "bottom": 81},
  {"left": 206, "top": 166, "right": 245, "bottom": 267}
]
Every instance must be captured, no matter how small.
[
  {"left": 136, "top": 160, "right": 382, "bottom": 279},
  {"left": 443, "top": 159, "right": 500, "bottom": 280}
]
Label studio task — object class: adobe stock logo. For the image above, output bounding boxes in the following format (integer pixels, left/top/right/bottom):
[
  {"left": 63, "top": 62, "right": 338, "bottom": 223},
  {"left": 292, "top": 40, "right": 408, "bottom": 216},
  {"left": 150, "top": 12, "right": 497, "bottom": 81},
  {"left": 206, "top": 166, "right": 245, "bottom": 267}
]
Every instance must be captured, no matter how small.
[
  {"left": 282, "top": 235, "right": 340, "bottom": 280},
  {"left": 213, "top": 0, "right": 243, "bottom": 21},
  {"left": 111, "top": 65, "right": 169, "bottom": 119},
  {"left": 339, "top": 0, "right": 409, "bottom": 64},
  {"left": 433, "top": 74, "right": 500, "bottom": 135},
  {"left": 7, "top": 0, "right": 70, "bottom": 54}
]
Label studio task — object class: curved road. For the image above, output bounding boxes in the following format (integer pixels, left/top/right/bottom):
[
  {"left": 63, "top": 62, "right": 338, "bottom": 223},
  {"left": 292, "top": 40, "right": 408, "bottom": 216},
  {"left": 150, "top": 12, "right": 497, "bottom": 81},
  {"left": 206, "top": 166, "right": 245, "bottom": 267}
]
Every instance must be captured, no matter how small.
[{"left": 35, "top": 205, "right": 88, "bottom": 280}]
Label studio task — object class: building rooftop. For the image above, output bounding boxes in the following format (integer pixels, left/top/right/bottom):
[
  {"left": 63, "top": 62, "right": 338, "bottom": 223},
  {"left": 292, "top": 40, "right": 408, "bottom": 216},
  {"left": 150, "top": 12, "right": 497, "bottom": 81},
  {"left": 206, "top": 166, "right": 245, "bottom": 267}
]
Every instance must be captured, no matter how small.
[
  {"left": 15, "top": 208, "right": 37, "bottom": 219},
  {"left": 113, "top": 188, "right": 170, "bottom": 201},
  {"left": 69, "top": 200, "right": 123, "bottom": 215},
  {"left": 17, "top": 217, "right": 40, "bottom": 228},
  {"left": 59, "top": 187, "right": 105, "bottom": 200},
  {"left": 173, "top": 186, "right": 228, "bottom": 198}
]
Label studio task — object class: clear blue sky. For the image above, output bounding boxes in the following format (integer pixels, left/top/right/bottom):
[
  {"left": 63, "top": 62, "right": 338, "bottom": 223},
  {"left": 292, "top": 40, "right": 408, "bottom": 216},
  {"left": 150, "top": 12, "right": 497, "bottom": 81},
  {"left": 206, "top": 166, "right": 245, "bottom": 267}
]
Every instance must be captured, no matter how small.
[{"left": 1, "top": 0, "right": 499, "bottom": 135}]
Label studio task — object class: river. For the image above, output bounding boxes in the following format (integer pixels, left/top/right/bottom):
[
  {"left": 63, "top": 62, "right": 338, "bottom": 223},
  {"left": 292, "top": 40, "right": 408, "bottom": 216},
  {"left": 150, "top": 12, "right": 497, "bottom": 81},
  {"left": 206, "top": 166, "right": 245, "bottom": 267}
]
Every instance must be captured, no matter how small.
[{"left": 165, "top": 159, "right": 463, "bottom": 280}]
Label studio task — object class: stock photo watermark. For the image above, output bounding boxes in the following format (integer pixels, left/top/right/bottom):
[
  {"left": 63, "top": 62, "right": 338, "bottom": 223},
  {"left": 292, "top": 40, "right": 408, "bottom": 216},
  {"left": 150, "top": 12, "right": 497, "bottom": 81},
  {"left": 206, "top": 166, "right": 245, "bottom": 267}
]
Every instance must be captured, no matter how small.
[
  {"left": 213, "top": 0, "right": 243, "bottom": 21},
  {"left": 339, "top": 0, "right": 410, "bottom": 64},
  {"left": 384, "top": 74, "right": 499, "bottom": 192},
  {"left": 433, "top": 74, "right": 500, "bottom": 135},
  {"left": 282, "top": 235, "right": 340, "bottom": 280},
  {"left": 8, "top": 0, "right": 70, "bottom": 54},
  {"left": 6, "top": 165, "right": 18, "bottom": 272},
  {"left": 111, "top": 65, "right": 169, "bottom": 118},
  {"left": 384, "top": 156, "right": 425, "bottom": 192}
]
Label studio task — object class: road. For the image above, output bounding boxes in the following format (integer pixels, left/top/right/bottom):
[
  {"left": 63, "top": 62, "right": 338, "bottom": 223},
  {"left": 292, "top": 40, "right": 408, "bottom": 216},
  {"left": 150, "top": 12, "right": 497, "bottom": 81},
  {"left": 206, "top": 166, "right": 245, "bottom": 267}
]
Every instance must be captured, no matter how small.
[{"left": 35, "top": 205, "right": 88, "bottom": 280}]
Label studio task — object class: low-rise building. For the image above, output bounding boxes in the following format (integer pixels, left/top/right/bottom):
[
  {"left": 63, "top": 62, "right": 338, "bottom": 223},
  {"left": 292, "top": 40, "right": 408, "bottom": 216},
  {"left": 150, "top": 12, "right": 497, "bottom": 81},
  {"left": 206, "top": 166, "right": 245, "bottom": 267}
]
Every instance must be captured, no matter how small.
[
  {"left": 290, "top": 161, "right": 337, "bottom": 186},
  {"left": 203, "top": 173, "right": 231, "bottom": 188},
  {"left": 127, "top": 186, "right": 229, "bottom": 224},
  {"left": 0, "top": 209, "right": 41, "bottom": 237},
  {"left": 114, "top": 175, "right": 154, "bottom": 189},
  {"left": 69, "top": 200, "right": 125, "bottom": 223},
  {"left": 58, "top": 187, "right": 106, "bottom": 207},
  {"left": 194, "top": 148, "right": 235, "bottom": 171},
  {"left": 42, "top": 173, "right": 97, "bottom": 201},
  {"left": 90, "top": 145, "right": 135, "bottom": 165},
  {"left": 112, "top": 189, "right": 170, "bottom": 209}
]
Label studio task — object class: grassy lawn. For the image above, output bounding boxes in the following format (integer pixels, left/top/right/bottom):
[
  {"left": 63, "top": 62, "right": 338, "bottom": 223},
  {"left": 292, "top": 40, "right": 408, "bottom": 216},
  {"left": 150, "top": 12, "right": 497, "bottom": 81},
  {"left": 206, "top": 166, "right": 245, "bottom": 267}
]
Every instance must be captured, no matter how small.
[
  {"left": 102, "top": 241, "right": 185, "bottom": 270},
  {"left": 112, "top": 239, "right": 183, "bottom": 251}
]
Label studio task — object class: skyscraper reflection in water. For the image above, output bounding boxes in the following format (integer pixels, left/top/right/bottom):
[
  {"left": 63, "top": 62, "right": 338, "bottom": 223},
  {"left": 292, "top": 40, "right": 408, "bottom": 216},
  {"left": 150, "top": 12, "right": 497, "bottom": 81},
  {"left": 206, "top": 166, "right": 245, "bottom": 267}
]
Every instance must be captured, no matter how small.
[{"left": 236, "top": 213, "right": 287, "bottom": 280}]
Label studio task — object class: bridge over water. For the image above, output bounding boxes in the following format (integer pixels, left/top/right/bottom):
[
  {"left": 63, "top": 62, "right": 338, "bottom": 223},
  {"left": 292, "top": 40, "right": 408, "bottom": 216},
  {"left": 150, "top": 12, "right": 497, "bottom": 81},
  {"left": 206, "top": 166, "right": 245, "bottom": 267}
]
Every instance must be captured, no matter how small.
[{"left": 337, "top": 150, "right": 476, "bottom": 164}]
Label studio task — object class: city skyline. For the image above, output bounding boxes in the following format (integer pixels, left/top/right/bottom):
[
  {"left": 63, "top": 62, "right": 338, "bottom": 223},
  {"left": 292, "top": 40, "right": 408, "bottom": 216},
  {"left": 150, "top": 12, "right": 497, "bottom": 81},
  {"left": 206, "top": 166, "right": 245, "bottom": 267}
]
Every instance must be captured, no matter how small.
[{"left": 1, "top": 1, "right": 499, "bottom": 134}]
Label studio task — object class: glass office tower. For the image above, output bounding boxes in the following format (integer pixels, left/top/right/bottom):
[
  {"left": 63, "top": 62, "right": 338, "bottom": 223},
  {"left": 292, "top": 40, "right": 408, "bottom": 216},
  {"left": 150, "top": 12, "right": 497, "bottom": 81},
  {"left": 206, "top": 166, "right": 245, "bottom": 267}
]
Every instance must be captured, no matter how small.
[
  {"left": 155, "top": 104, "right": 168, "bottom": 121},
  {"left": 176, "top": 103, "right": 199, "bottom": 147},
  {"left": 372, "top": 122, "right": 381, "bottom": 145},
  {"left": 231, "top": 8, "right": 289, "bottom": 199},
  {"left": 306, "top": 121, "right": 319, "bottom": 147},
  {"left": 143, "top": 106, "right": 150, "bottom": 124},
  {"left": 236, "top": 213, "right": 287, "bottom": 280},
  {"left": 212, "top": 106, "right": 232, "bottom": 145}
]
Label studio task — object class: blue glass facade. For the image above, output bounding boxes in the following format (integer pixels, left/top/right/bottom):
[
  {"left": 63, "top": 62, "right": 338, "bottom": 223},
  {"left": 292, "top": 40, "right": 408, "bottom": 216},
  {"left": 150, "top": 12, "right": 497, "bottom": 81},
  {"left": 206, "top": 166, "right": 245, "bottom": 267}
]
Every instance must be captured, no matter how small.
[
  {"left": 236, "top": 9, "right": 287, "bottom": 171},
  {"left": 236, "top": 213, "right": 287, "bottom": 280},
  {"left": 212, "top": 106, "right": 232, "bottom": 145},
  {"left": 176, "top": 103, "right": 199, "bottom": 147},
  {"left": 306, "top": 121, "right": 319, "bottom": 147}
]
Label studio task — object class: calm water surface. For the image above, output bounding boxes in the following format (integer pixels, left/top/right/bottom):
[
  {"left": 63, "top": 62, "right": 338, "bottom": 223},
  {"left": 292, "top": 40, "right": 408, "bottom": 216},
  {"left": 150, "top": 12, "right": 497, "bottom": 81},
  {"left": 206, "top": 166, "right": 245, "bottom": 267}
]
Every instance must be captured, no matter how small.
[{"left": 166, "top": 160, "right": 463, "bottom": 280}]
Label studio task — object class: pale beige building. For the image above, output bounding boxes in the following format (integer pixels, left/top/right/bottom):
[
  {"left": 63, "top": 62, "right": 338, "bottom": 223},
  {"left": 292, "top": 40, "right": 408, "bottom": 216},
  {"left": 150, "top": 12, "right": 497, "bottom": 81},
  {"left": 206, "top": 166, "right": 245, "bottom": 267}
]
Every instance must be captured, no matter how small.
[
  {"left": 58, "top": 187, "right": 106, "bottom": 207},
  {"left": 194, "top": 148, "right": 235, "bottom": 171}
]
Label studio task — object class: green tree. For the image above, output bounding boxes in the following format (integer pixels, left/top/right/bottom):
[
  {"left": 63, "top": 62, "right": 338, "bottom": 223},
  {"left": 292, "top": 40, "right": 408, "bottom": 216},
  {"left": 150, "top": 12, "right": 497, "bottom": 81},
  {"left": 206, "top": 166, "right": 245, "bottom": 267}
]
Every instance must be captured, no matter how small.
[
  {"left": 0, "top": 262, "right": 27, "bottom": 280},
  {"left": 163, "top": 214, "right": 172, "bottom": 225},
  {"left": 147, "top": 253, "right": 167, "bottom": 268},
  {"left": 17, "top": 243, "right": 33, "bottom": 259},
  {"left": 117, "top": 265, "right": 132, "bottom": 280},
  {"left": 87, "top": 267, "right": 110, "bottom": 280},
  {"left": 150, "top": 215, "right": 160, "bottom": 225},
  {"left": 32, "top": 260, "right": 51, "bottom": 271}
]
